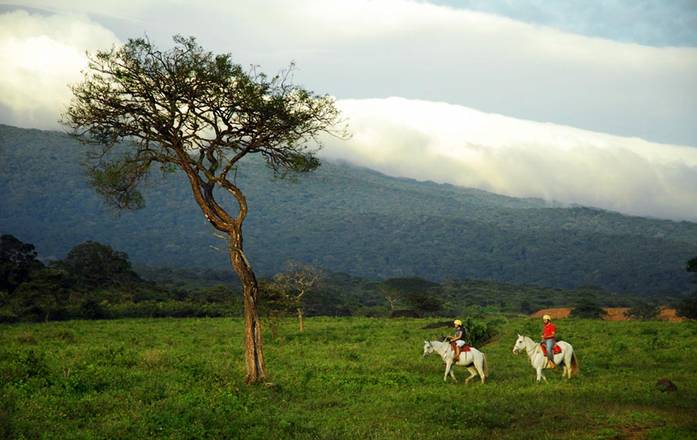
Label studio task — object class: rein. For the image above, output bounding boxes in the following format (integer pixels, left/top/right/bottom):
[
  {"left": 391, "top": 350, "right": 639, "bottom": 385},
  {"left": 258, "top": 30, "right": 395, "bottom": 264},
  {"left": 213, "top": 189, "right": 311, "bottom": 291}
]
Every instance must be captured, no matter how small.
[
  {"left": 518, "top": 336, "right": 541, "bottom": 358},
  {"left": 429, "top": 340, "right": 451, "bottom": 361},
  {"left": 526, "top": 339, "right": 539, "bottom": 357}
]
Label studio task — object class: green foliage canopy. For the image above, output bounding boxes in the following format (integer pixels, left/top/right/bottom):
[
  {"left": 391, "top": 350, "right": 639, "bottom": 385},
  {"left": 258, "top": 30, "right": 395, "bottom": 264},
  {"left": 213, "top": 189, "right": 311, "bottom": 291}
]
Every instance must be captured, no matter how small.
[
  {"left": 62, "top": 35, "right": 343, "bottom": 218},
  {"left": 0, "top": 234, "right": 43, "bottom": 293},
  {"left": 55, "top": 240, "right": 142, "bottom": 289}
]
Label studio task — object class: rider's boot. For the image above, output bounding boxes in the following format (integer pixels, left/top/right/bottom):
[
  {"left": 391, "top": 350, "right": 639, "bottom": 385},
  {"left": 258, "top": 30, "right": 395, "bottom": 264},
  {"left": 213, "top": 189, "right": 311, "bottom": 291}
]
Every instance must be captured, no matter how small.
[{"left": 454, "top": 346, "right": 460, "bottom": 362}]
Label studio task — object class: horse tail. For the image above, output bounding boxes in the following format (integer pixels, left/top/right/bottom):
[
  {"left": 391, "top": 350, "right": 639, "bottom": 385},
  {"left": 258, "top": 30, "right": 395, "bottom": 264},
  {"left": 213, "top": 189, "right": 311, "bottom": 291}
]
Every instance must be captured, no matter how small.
[
  {"left": 482, "top": 353, "right": 489, "bottom": 379},
  {"left": 570, "top": 351, "right": 579, "bottom": 376}
]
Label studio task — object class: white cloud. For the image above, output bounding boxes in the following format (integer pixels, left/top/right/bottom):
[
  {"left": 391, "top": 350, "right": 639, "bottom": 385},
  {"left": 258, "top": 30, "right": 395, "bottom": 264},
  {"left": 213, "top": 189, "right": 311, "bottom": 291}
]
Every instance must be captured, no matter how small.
[
  {"left": 0, "top": 10, "right": 120, "bottom": 129},
  {"left": 0, "top": 3, "right": 695, "bottom": 221},
  {"left": 3, "top": 0, "right": 696, "bottom": 145},
  {"left": 323, "top": 97, "right": 697, "bottom": 221}
]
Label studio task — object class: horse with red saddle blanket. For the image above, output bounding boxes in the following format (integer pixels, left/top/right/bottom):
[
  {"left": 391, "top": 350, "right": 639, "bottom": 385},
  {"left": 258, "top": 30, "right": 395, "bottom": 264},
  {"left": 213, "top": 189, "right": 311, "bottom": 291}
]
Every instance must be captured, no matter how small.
[
  {"left": 512, "top": 335, "right": 579, "bottom": 382},
  {"left": 422, "top": 339, "right": 488, "bottom": 384}
]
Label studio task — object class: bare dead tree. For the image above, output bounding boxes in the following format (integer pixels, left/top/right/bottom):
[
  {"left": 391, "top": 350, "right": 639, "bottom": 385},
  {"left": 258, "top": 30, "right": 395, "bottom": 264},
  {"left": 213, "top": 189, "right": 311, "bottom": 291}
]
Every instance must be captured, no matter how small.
[
  {"left": 62, "top": 36, "right": 344, "bottom": 383},
  {"left": 379, "top": 285, "right": 400, "bottom": 314},
  {"left": 272, "top": 261, "right": 323, "bottom": 332}
]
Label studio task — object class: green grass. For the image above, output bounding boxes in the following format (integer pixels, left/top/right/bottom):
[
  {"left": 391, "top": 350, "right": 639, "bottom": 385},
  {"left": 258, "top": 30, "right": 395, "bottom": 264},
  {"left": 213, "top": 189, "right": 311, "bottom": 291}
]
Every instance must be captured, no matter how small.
[{"left": 1, "top": 317, "right": 696, "bottom": 439}]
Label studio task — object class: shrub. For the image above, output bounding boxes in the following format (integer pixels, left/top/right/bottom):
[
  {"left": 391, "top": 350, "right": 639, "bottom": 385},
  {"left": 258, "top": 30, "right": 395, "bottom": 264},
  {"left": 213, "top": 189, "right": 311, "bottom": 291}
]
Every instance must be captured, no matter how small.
[
  {"left": 627, "top": 302, "right": 659, "bottom": 320},
  {"left": 0, "top": 307, "right": 18, "bottom": 323},
  {"left": 389, "top": 309, "right": 421, "bottom": 318},
  {"left": 571, "top": 299, "right": 606, "bottom": 319},
  {"left": 455, "top": 317, "right": 497, "bottom": 345},
  {"left": 676, "top": 292, "right": 697, "bottom": 320},
  {"left": 79, "top": 299, "right": 109, "bottom": 319}
]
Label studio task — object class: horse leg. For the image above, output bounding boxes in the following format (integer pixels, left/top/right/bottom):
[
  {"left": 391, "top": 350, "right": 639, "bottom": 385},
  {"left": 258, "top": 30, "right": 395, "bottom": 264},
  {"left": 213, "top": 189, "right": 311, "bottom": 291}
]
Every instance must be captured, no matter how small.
[
  {"left": 558, "top": 353, "right": 566, "bottom": 378},
  {"left": 444, "top": 360, "right": 452, "bottom": 382},
  {"left": 536, "top": 367, "right": 544, "bottom": 383},
  {"left": 566, "top": 362, "right": 572, "bottom": 379},
  {"left": 450, "top": 365, "right": 458, "bottom": 383},
  {"left": 465, "top": 367, "right": 476, "bottom": 384},
  {"left": 473, "top": 357, "right": 486, "bottom": 384},
  {"left": 562, "top": 351, "right": 571, "bottom": 379}
]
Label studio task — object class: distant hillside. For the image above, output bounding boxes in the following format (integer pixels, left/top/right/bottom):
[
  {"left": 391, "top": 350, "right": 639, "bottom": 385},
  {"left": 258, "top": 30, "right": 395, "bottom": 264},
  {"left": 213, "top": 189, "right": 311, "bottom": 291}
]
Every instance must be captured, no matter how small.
[{"left": 1, "top": 124, "right": 695, "bottom": 295}]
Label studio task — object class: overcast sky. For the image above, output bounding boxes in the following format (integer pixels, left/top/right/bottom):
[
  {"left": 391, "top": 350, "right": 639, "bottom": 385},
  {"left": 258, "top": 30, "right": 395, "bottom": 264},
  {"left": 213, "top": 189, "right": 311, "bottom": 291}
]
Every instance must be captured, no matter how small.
[{"left": 1, "top": 1, "right": 696, "bottom": 221}]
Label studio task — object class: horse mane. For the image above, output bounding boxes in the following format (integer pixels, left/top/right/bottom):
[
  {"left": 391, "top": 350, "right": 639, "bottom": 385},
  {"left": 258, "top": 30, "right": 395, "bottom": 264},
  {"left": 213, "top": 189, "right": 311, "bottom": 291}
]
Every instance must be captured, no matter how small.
[
  {"left": 522, "top": 335, "right": 536, "bottom": 345},
  {"left": 515, "top": 335, "right": 538, "bottom": 352},
  {"left": 429, "top": 340, "right": 449, "bottom": 351}
]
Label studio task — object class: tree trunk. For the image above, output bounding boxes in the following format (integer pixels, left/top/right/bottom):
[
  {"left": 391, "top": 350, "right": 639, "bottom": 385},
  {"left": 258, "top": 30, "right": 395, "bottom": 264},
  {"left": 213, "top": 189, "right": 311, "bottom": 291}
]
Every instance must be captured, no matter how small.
[
  {"left": 228, "top": 231, "right": 266, "bottom": 384},
  {"left": 297, "top": 307, "right": 304, "bottom": 332}
]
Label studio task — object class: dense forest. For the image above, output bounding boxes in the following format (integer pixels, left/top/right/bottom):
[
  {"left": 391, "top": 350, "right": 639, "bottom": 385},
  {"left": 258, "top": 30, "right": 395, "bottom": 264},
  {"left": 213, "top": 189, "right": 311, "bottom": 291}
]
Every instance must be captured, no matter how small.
[
  {"left": 3, "top": 234, "right": 682, "bottom": 323},
  {"left": 1, "top": 124, "right": 696, "bottom": 295}
]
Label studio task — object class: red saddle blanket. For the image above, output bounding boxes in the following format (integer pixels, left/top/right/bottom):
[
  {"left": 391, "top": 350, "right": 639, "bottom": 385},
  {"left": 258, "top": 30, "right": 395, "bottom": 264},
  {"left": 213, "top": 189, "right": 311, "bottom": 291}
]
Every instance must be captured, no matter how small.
[
  {"left": 450, "top": 342, "right": 471, "bottom": 352},
  {"left": 540, "top": 343, "right": 562, "bottom": 356}
]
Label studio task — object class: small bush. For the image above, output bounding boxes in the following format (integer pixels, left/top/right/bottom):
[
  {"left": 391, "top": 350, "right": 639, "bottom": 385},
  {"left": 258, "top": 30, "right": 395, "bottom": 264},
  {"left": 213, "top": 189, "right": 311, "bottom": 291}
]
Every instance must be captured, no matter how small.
[
  {"left": 0, "top": 307, "right": 18, "bottom": 323},
  {"left": 676, "top": 293, "right": 697, "bottom": 320},
  {"left": 53, "top": 329, "right": 76, "bottom": 343},
  {"left": 16, "top": 331, "right": 37, "bottom": 345},
  {"left": 79, "top": 299, "right": 109, "bottom": 319},
  {"left": 627, "top": 302, "right": 659, "bottom": 320},
  {"left": 571, "top": 302, "right": 606, "bottom": 319},
  {"left": 389, "top": 309, "right": 421, "bottom": 318},
  {"left": 141, "top": 349, "right": 167, "bottom": 368},
  {"left": 444, "top": 317, "right": 497, "bottom": 345}
]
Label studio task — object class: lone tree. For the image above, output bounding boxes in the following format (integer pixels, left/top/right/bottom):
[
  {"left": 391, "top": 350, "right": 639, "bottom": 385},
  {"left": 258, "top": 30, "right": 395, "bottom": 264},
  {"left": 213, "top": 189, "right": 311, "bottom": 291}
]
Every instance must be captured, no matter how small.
[
  {"left": 56, "top": 241, "right": 142, "bottom": 289},
  {"left": 0, "top": 234, "right": 44, "bottom": 294},
  {"left": 272, "top": 261, "right": 323, "bottom": 332},
  {"left": 687, "top": 257, "right": 697, "bottom": 277},
  {"left": 380, "top": 277, "right": 442, "bottom": 316},
  {"left": 570, "top": 294, "right": 606, "bottom": 319},
  {"left": 62, "top": 36, "right": 343, "bottom": 383},
  {"left": 677, "top": 256, "right": 697, "bottom": 320}
]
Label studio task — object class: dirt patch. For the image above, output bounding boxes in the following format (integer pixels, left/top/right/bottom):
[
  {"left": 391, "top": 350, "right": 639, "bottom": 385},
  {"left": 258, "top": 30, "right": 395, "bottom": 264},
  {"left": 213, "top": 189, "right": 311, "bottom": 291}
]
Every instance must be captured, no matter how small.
[
  {"left": 619, "top": 425, "right": 652, "bottom": 440},
  {"left": 604, "top": 306, "right": 685, "bottom": 322},
  {"left": 657, "top": 307, "right": 684, "bottom": 322},
  {"left": 603, "top": 307, "right": 630, "bottom": 321},
  {"left": 530, "top": 306, "right": 684, "bottom": 322}
]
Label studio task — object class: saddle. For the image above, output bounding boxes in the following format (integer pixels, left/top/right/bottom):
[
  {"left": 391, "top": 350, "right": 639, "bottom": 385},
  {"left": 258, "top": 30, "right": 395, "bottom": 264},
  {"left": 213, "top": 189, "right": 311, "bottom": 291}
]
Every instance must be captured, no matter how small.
[
  {"left": 449, "top": 341, "right": 471, "bottom": 352},
  {"left": 540, "top": 342, "right": 562, "bottom": 356}
]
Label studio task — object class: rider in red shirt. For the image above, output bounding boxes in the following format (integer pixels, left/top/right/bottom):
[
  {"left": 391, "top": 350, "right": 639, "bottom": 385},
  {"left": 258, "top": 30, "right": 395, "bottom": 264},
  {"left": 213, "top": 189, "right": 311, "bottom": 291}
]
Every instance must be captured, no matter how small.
[{"left": 541, "top": 314, "right": 556, "bottom": 369}]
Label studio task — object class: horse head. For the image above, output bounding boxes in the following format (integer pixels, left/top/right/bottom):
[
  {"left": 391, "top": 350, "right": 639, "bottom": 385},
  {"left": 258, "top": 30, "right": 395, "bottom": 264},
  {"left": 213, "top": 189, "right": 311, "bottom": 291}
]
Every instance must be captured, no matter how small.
[
  {"left": 423, "top": 340, "right": 435, "bottom": 357},
  {"left": 512, "top": 334, "right": 526, "bottom": 354}
]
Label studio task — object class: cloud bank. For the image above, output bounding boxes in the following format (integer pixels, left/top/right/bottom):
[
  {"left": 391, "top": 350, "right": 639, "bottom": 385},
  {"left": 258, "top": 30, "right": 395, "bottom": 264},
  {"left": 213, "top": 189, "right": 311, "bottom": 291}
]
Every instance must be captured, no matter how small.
[
  {"left": 432, "top": 0, "right": 697, "bottom": 47},
  {"left": 2, "top": 0, "right": 697, "bottom": 146},
  {"left": 0, "top": 10, "right": 120, "bottom": 129},
  {"left": 0, "top": 5, "right": 695, "bottom": 221},
  {"left": 323, "top": 97, "right": 697, "bottom": 222}
]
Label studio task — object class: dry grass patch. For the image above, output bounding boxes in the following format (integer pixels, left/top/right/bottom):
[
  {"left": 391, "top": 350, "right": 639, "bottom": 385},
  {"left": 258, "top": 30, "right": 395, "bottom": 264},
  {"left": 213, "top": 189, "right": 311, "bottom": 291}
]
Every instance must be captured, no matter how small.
[{"left": 140, "top": 348, "right": 168, "bottom": 368}]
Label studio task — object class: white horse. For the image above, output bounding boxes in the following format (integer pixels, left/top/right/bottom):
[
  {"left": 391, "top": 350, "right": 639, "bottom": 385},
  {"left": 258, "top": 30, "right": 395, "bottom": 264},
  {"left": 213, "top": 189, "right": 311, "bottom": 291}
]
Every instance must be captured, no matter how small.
[
  {"left": 512, "top": 335, "right": 579, "bottom": 382},
  {"left": 422, "top": 340, "right": 488, "bottom": 384}
]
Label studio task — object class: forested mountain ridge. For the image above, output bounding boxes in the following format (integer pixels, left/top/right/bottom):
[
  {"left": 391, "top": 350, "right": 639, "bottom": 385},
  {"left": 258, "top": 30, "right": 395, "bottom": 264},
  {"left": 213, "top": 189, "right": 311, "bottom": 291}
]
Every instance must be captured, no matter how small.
[{"left": 1, "top": 124, "right": 695, "bottom": 295}]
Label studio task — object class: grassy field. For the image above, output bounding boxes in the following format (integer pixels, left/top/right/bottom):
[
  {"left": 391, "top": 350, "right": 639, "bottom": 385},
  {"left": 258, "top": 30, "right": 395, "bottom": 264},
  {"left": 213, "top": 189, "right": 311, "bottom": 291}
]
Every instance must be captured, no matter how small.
[{"left": 1, "top": 316, "right": 696, "bottom": 439}]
